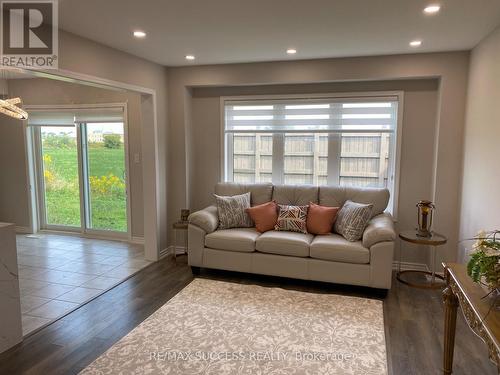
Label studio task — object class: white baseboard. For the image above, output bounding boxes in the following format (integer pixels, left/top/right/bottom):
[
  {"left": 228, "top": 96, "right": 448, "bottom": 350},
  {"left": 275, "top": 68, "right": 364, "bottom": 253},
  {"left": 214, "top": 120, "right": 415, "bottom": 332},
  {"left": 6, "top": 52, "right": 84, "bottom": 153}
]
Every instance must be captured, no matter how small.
[
  {"left": 130, "top": 236, "right": 144, "bottom": 244},
  {"left": 16, "top": 226, "right": 32, "bottom": 234},
  {"left": 160, "top": 245, "right": 186, "bottom": 259},
  {"left": 392, "top": 261, "right": 430, "bottom": 272},
  {"left": 159, "top": 247, "right": 170, "bottom": 259}
]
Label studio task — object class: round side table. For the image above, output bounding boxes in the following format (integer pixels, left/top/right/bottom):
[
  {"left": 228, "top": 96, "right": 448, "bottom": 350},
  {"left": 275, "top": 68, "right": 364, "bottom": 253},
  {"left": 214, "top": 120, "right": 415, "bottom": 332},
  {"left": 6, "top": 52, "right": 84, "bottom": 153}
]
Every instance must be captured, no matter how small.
[
  {"left": 397, "top": 230, "right": 447, "bottom": 289},
  {"left": 172, "top": 221, "right": 188, "bottom": 261}
]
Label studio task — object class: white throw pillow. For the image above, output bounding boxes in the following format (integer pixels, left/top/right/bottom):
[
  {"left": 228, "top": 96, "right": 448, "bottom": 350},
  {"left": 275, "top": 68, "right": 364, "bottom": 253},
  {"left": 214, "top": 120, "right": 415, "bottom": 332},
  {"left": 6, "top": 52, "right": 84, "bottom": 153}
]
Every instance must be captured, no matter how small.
[
  {"left": 214, "top": 192, "right": 253, "bottom": 229},
  {"left": 334, "top": 200, "right": 373, "bottom": 241}
]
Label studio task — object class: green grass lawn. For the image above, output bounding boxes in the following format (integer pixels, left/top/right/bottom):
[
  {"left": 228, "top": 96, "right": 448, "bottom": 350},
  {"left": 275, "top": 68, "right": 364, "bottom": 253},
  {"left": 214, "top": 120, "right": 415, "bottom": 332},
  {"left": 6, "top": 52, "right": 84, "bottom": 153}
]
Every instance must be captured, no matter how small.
[{"left": 42, "top": 142, "right": 127, "bottom": 232}]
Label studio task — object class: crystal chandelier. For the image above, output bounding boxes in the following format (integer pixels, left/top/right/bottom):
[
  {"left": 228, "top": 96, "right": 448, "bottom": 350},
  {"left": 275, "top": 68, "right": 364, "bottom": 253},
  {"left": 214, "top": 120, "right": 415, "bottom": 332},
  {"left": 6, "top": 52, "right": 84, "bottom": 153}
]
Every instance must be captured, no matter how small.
[
  {"left": 0, "top": 97, "right": 28, "bottom": 120},
  {"left": 0, "top": 69, "right": 28, "bottom": 120}
]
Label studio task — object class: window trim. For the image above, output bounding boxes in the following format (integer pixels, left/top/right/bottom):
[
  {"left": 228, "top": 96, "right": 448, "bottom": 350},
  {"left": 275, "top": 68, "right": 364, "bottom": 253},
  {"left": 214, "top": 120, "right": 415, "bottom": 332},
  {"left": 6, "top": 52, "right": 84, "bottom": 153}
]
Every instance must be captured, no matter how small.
[{"left": 220, "top": 91, "right": 404, "bottom": 219}]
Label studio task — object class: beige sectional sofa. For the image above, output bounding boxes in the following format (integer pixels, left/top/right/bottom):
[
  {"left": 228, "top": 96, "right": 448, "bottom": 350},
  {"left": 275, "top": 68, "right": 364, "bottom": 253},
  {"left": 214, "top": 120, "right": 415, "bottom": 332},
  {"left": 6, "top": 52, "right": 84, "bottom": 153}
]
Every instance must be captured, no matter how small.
[{"left": 188, "top": 183, "right": 396, "bottom": 289}]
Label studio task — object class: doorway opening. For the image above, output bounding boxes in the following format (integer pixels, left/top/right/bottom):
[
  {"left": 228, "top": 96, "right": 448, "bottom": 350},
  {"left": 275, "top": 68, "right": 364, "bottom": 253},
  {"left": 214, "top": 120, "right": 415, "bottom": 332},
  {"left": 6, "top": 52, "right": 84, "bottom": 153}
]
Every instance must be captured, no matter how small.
[
  {"left": 0, "top": 66, "right": 160, "bottom": 261},
  {"left": 28, "top": 105, "right": 130, "bottom": 239}
]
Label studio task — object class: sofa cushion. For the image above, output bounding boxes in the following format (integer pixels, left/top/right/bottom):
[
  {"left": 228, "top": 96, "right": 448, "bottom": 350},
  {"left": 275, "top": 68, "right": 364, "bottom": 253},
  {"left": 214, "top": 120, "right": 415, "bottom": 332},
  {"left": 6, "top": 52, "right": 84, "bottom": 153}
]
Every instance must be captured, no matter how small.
[
  {"left": 215, "top": 183, "right": 273, "bottom": 206},
  {"left": 334, "top": 200, "right": 373, "bottom": 241},
  {"left": 272, "top": 185, "right": 318, "bottom": 206},
  {"left": 310, "top": 234, "right": 369, "bottom": 264},
  {"left": 246, "top": 201, "right": 278, "bottom": 233},
  {"left": 215, "top": 192, "right": 253, "bottom": 229},
  {"left": 205, "top": 228, "right": 260, "bottom": 253},
  {"left": 319, "top": 186, "right": 389, "bottom": 218},
  {"left": 256, "top": 230, "right": 313, "bottom": 257},
  {"left": 306, "top": 202, "right": 340, "bottom": 235},
  {"left": 275, "top": 204, "right": 308, "bottom": 234}
]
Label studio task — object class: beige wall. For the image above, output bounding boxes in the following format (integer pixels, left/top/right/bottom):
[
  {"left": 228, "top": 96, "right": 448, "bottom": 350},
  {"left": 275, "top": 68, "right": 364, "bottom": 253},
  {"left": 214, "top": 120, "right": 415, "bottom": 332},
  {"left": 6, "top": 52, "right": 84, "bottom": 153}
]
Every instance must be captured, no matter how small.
[
  {"left": 58, "top": 31, "right": 169, "bottom": 253},
  {"left": 0, "top": 114, "right": 31, "bottom": 228},
  {"left": 0, "top": 78, "right": 144, "bottom": 237},
  {"left": 459, "top": 26, "right": 500, "bottom": 261},
  {"left": 0, "top": 78, "right": 29, "bottom": 228},
  {"left": 168, "top": 52, "right": 470, "bottom": 268}
]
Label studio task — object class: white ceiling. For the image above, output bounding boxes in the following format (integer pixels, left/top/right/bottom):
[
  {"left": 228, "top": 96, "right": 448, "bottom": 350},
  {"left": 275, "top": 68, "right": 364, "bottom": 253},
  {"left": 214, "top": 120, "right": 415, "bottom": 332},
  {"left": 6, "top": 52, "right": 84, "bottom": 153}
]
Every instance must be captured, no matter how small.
[{"left": 58, "top": 0, "right": 500, "bottom": 66}]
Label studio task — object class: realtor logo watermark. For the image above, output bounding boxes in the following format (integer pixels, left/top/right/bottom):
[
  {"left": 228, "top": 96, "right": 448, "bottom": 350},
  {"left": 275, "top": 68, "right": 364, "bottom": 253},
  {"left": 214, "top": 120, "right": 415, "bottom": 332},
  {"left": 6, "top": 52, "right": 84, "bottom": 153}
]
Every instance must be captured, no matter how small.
[{"left": 1, "top": 0, "right": 58, "bottom": 69}]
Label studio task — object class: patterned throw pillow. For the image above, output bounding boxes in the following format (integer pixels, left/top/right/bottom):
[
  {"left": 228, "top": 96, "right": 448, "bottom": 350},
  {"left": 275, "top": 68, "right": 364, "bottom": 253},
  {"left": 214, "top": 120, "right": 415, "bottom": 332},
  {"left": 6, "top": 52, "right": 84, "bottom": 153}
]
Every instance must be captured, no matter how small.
[
  {"left": 214, "top": 192, "right": 253, "bottom": 229},
  {"left": 334, "top": 200, "right": 373, "bottom": 241},
  {"left": 275, "top": 204, "right": 308, "bottom": 234}
]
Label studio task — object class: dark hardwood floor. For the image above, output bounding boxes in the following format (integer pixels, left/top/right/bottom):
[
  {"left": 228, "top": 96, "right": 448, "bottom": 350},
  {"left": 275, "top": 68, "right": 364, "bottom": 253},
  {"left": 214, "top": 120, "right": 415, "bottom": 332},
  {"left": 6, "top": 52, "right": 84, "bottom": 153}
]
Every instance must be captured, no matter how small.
[{"left": 0, "top": 255, "right": 495, "bottom": 375}]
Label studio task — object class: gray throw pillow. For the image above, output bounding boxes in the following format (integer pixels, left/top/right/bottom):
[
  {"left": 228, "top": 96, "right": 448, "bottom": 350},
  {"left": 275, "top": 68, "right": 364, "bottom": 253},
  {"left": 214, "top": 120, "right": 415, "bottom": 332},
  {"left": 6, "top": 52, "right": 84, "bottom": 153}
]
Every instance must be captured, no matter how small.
[
  {"left": 214, "top": 192, "right": 253, "bottom": 229},
  {"left": 334, "top": 200, "right": 373, "bottom": 241}
]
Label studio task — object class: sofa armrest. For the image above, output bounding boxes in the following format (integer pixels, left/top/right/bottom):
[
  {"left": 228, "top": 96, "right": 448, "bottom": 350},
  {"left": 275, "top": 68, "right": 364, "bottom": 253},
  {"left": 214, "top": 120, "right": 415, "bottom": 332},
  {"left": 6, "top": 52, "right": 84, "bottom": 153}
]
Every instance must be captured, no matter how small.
[
  {"left": 362, "top": 213, "right": 396, "bottom": 248},
  {"left": 188, "top": 205, "right": 219, "bottom": 234},
  {"left": 188, "top": 224, "right": 205, "bottom": 267}
]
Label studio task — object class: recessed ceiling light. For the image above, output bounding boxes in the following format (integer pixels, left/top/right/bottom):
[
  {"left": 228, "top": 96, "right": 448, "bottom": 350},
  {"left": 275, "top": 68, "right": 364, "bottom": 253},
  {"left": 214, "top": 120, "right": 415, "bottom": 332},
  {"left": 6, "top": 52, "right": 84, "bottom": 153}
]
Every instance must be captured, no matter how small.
[
  {"left": 185, "top": 55, "right": 195, "bottom": 60},
  {"left": 409, "top": 40, "right": 422, "bottom": 47},
  {"left": 286, "top": 48, "right": 297, "bottom": 55},
  {"left": 133, "top": 30, "right": 146, "bottom": 38},
  {"left": 424, "top": 4, "right": 441, "bottom": 14}
]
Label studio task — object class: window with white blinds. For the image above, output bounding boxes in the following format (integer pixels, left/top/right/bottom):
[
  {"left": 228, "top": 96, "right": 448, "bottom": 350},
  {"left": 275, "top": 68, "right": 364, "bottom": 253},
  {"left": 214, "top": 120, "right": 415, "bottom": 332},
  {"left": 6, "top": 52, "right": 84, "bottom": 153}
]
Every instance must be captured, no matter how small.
[{"left": 223, "top": 95, "right": 401, "bottom": 212}]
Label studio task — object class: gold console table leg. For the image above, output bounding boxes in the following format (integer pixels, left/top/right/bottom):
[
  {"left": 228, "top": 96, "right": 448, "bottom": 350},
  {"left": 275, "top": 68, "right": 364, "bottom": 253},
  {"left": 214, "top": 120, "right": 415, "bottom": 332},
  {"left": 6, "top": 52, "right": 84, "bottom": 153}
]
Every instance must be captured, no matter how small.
[{"left": 443, "top": 284, "right": 459, "bottom": 374}]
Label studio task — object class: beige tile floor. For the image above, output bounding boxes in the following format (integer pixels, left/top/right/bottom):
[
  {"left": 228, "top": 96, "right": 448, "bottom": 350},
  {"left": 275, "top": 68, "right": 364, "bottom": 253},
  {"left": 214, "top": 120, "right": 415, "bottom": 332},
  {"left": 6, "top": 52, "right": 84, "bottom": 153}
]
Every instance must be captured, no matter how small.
[{"left": 16, "top": 233, "right": 152, "bottom": 336}]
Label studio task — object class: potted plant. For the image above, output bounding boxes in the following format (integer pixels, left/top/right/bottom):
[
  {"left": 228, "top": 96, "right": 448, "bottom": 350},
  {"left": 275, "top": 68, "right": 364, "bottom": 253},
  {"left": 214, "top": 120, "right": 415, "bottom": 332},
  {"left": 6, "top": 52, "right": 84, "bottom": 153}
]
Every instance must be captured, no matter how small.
[{"left": 467, "top": 230, "right": 500, "bottom": 294}]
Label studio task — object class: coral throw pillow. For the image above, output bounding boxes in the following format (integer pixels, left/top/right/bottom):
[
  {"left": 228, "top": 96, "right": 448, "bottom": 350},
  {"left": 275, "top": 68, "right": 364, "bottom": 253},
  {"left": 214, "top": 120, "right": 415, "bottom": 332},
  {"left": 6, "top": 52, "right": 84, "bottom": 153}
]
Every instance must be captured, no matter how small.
[
  {"left": 306, "top": 202, "right": 340, "bottom": 235},
  {"left": 246, "top": 201, "right": 278, "bottom": 233},
  {"left": 275, "top": 204, "right": 309, "bottom": 234}
]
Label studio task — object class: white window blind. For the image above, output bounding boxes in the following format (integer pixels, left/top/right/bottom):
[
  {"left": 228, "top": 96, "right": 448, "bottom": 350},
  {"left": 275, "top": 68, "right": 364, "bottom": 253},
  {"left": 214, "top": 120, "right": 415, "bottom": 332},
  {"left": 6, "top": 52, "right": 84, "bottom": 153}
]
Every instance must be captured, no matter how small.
[
  {"left": 28, "top": 107, "right": 124, "bottom": 126},
  {"left": 27, "top": 111, "right": 75, "bottom": 126},
  {"left": 225, "top": 97, "right": 398, "bottom": 133},
  {"left": 74, "top": 108, "right": 124, "bottom": 123}
]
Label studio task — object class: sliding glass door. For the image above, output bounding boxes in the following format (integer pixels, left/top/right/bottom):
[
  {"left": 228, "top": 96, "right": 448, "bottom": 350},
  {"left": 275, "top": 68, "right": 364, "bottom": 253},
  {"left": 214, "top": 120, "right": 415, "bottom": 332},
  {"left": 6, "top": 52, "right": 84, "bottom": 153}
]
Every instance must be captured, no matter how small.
[
  {"left": 31, "top": 107, "right": 129, "bottom": 237},
  {"left": 39, "top": 125, "right": 81, "bottom": 228},
  {"left": 83, "top": 123, "right": 127, "bottom": 232}
]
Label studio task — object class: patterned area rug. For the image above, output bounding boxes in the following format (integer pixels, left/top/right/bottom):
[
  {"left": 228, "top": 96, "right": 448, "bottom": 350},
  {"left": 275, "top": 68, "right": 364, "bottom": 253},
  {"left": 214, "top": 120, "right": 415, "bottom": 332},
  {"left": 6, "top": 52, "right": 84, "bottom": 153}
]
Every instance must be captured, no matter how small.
[{"left": 80, "top": 278, "right": 387, "bottom": 374}]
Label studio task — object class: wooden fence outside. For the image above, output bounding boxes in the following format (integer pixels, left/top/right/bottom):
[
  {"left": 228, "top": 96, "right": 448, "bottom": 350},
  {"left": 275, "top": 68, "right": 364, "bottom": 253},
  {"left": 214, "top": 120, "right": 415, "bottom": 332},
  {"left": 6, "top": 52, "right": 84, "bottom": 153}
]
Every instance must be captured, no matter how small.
[{"left": 232, "top": 133, "right": 390, "bottom": 188}]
